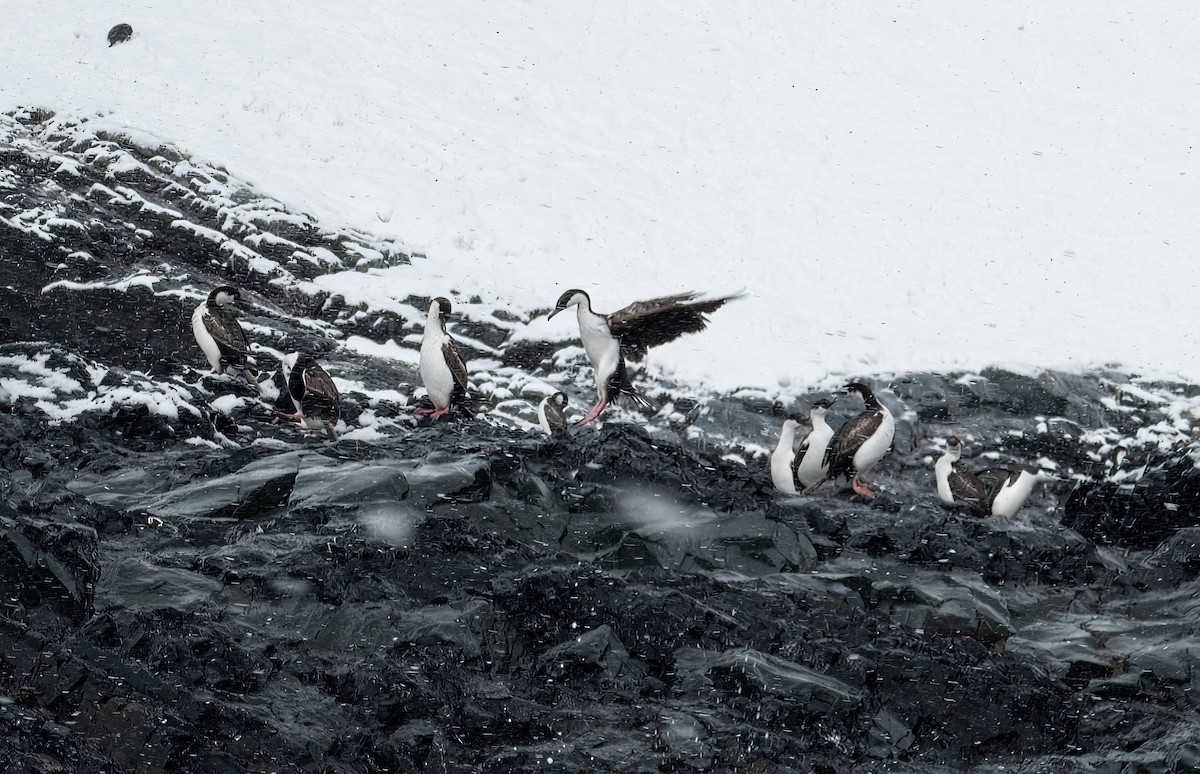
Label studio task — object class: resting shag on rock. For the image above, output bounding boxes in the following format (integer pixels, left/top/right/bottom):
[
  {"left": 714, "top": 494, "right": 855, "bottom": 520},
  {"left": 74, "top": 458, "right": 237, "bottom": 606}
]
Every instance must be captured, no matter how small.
[
  {"left": 824, "top": 382, "right": 894, "bottom": 498},
  {"left": 191, "top": 285, "right": 262, "bottom": 395},
  {"left": 417, "top": 297, "right": 469, "bottom": 421},
  {"left": 547, "top": 289, "right": 740, "bottom": 425},
  {"left": 279, "top": 352, "right": 340, "bottom": 441}
]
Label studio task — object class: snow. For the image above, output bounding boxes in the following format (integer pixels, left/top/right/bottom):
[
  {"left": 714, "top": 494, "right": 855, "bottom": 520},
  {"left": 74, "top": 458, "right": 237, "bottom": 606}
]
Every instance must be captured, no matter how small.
[{"left": 4, "top": 2, "right": 1200, "bottom": 393}]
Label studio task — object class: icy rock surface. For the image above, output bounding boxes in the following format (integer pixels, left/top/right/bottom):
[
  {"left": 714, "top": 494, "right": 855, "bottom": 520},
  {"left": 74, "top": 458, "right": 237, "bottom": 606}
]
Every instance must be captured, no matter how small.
[{"left": 3, "top": 110, "right": 1200, "bottom": 771}]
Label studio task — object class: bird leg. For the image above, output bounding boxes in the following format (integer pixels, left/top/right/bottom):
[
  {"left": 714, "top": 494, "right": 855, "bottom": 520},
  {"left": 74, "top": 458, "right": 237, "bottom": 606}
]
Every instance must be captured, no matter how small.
[
  {"left": 324, "top": 422, "right": 338, "bottom": 442},
  {"left": 414, "top": 405, "right": 451, "bottom": 420},
  {"left": 574, "top": 396, "right": 607, "bottom": 426},
  {"left": 850, "top": 475, "right": 877, "bottom": 498},
  {"left": 278, "top": 410, "right": 304, "bottom": 421}
]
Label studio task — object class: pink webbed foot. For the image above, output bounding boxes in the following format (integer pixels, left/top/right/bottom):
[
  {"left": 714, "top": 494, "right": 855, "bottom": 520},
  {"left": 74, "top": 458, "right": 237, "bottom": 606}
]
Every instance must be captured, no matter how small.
[
  {"left": 412, "top": 407, "right": 436, "bottom": 415},
  {"left": 574, "top": 397, "right": 607, "bottom": 426},
  {"left": 850, "top": 475, "right": 877, "bottom": 499},
  {"left": 428, "top": 406, "right": 451, "bottom": 421}
]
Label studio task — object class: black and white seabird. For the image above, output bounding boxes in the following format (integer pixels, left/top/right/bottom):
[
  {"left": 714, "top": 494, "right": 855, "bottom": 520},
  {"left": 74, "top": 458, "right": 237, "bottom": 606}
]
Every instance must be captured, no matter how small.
[
  {"left": 935, "top": 436, "right": 1056, "bottom": 518},
  {"left": 279, "top": 352, "right": 340, "bottom": 441},
  {"left": 934, "top": 436, "right": 992, "bottom": 516},
  {"left": 417, "top": 297, "right": 469, "bottom": 421},
  {"left": 989, "top": 467, "right": 1056, "bottom": 518},
  {"left": 191, "top": 285, "right": 262, "bottom": 394},
  {"left": 824, "top": 382, "right": 895, "bottom": 498},
  {"left": 547, "top": 289, "right": 740, "bottom": 425},
  {"left": 795, "top": 399, "right": 836, "bottom": 490},
  {"left": 770, "top": 413, "right": 808, "bottom": 495},
  {"left": 537, "top": 392, "right": 570, "bottom": 437},
  {"left": 769, "top": 399, "right": 835, "bottom": 495}
]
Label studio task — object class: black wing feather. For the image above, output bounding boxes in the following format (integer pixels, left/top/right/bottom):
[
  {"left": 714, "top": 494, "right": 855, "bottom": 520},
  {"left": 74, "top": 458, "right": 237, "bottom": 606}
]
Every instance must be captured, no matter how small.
[
  {"left": 608, "top": 292, "right": 740, "bottom": 362},
  {"left": 824, "top": 410, "right": 883, "bottom": 480},
  {"left": 301, "top": 363, "right": 340, "bottom": 423},
  {"left": 443, "top": 338, "right": 469, "bottom": 403},
  {"left": 949, "top": 468, "right": 993, "bottom": 516},
  {"left": 206, "top": 306, "right": 253, "bottom": 366}
]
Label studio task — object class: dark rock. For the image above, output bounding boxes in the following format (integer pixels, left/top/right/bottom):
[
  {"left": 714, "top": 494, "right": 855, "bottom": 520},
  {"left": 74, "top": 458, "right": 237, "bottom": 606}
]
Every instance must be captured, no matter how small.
[{"left": 107, "top": 24, "right": 133, "bottom": 46}]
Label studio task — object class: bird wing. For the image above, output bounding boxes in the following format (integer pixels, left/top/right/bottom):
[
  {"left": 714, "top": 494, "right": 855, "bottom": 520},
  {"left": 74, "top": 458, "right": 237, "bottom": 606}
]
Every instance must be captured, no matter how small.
[
  {"left": 301, "top": 362, "right": 341, "bottom": 422},
  {"left": 608, "top": 292, "right": 740, "bottom": 361},
  {"left": 443, "top": 338, "right": 469, "bottom": 401},
  {"left": 949, "top": 469, "right": 993, "bottom": 515},
  {"left": 544, "top": 401, "right": 569, "bottom": 434},
  {"left": 205, "top": 306, "right": 253, "bottom": 364},
  {"left": 824, "top": 410, "right": 882, "bottom": 478}
]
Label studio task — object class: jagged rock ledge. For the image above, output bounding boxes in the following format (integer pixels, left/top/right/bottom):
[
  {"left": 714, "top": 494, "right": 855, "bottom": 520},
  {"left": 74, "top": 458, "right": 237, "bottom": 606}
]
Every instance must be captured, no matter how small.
[{"left": 4, "top": 109, "right": 1200, "bottom": 772}]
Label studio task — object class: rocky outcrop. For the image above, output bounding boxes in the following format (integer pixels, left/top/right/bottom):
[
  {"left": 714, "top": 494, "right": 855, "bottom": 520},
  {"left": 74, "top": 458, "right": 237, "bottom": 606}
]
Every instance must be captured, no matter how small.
[{"left": 3, "top": 109, "right": 1200, "bottom": 772}]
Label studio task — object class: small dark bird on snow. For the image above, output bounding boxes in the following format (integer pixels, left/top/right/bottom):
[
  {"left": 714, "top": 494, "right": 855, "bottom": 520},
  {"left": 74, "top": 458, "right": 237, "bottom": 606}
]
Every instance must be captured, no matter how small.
[
  {"left": 547, "top": 289, "right": 740, "bottom": 425},
  {"left": 824, "top": 382, "right": 894, "bottom": 498},
  {"left": 537, "top": 392, "right": 570, "bottom": 437},
  {"left": 107, "top": 24, "right": 133, "bottom": 46},
  {"left": 417, "top": 297, "right": 469, "bottom": 421},
  {"left": 279, "top": 352, "right": 340, "bottom": 441},
  {"left": 192, "top": 285, "right": 262, "bottom": 394}
]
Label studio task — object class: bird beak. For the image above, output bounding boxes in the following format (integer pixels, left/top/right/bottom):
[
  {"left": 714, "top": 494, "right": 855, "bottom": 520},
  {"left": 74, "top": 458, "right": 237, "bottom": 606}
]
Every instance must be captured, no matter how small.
[{"left": 547, "top": 307, "right": 565, "bottom": 320}]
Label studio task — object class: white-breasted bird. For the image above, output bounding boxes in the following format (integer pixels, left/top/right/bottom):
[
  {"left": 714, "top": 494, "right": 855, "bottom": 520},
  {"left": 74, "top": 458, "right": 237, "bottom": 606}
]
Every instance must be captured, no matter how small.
[
  {"left": 824, "top": 382, "right": 895, "bottom": 498},
  {"left": 546, "top": 289, "right": 740, "bottom": 425},
  {"left": 935, "top": 435, "right": 1056, "bottom": 518},
  {"left": 417, "top": 297, "right": 469, "bottom": 421},
  {"left": 191, "top": 285, "right": 262, "bottom": 394}
]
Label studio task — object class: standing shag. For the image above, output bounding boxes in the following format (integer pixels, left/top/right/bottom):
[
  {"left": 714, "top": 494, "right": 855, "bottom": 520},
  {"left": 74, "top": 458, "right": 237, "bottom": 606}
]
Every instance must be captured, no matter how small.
[
  {"left": 191, "top": 285, "right": 262, "bottom": 394},
  {"left": 547, "top": 289, "right": 740, "bottom": 425},
  {"left": 795, "top": 398, "right": 836, "bottom": 490},
  {"left": 824, "top": 382, "right": 895, "bottom": 497},
  {"left": 279, "top": 352, "right": 340, "bottom": 441},
  {"left": 769, "top": 399, "right": 836, "bottom": 495},
  {"left": 417, "top": 297, "right": 469, "bottom": 421}
]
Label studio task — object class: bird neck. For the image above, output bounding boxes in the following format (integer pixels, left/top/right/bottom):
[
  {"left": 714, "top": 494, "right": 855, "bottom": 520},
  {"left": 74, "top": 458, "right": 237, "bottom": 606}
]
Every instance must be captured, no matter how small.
[{"left": 934, "top": 453, "right": 955, "bottom": 503}]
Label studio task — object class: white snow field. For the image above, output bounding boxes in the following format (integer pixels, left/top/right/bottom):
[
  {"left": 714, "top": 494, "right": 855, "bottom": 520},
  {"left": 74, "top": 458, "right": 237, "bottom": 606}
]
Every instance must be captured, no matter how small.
[{"left": 5, "top": 2, "right": 1198, "bottom": 392}]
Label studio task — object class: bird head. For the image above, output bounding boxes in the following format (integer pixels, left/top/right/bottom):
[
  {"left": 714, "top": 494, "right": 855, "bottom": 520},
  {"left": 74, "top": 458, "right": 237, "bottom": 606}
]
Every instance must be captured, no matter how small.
[
  {"left": 429, "top": 296, "right": 454, "bottom": 325},
  {"left": 550, "top": 391, "right": 569, "bottom": 407},
  {"left": 209, "top": 285, "right": 241, "bottom": 307},
  {"left": 547, "top": 289, "right": 589, "bottom": 319},
  {"left": 944, "top": 435, "right": 963, "bottom": 461},
  {"left": 809, "top": 398, "right": 834, "bottom": 419},
  {"left": 782, "top": 412, "right": 807, "bottom": 430}
]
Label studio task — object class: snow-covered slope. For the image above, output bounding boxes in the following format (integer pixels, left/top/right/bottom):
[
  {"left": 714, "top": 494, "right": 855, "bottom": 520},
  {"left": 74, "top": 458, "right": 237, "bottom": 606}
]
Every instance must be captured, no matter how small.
[{"left": 5, "top": 2, "right": 1199, "bottom": 392}]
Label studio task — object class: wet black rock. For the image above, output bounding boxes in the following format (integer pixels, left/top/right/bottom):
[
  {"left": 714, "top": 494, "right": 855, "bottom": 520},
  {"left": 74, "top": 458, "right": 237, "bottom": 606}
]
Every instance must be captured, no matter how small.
[{"left": 107, "top": 24, "right": 133, "bottom": 47}]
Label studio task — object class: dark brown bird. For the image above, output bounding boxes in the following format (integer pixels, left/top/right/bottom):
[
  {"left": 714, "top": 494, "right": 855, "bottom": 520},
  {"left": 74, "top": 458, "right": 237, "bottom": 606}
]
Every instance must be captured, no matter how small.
[{"left": 547, "top": 289, "right": 740, "bottom": 424}]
